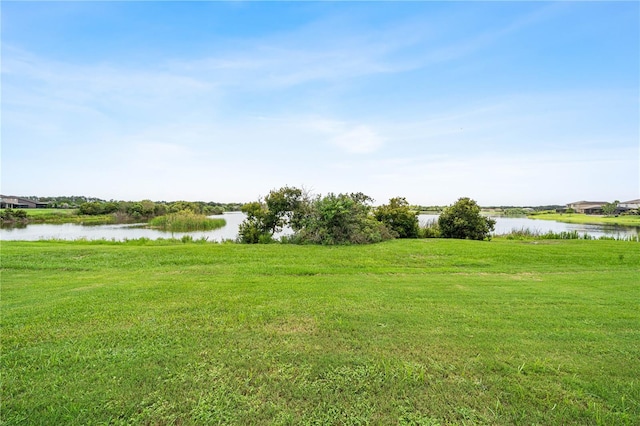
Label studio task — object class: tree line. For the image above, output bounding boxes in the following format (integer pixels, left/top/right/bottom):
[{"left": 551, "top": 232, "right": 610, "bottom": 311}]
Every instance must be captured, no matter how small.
[
  {"left": 7, "top": 196, "right": 242, "bottom": 213},
  {"left": 77, "top": 200, "right": 241, "bottom": 220},
  {"left": 238, "top": 186, "right": 495, "bottom": 244}
]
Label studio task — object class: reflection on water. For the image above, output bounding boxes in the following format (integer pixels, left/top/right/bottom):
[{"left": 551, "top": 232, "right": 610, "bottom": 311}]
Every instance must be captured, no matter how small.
[{"left": 1, "top": 212, "right": 638, "bottom": 241}]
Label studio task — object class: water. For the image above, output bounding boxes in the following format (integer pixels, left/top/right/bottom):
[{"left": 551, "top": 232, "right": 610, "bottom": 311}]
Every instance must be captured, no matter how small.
[
  {"left": 420, "top": 214, "right": 638, "bottom": 239},
  {"left": 488, "top": 216, "right": 638, "bottom": 239},
  {"left": 1, "top": 212, "right": 638, "bottom": 241},
  {"left": 0, "top": 212, "right": 246, "bottom": 242}
]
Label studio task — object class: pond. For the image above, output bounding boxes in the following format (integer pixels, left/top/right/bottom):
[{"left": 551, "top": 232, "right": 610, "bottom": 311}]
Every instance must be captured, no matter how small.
[
  {"left": 0, "top": 212, "right": 248, "bottom": 242},
  {"left": 420, "top": 214, "right": 639, "bottom": 240},
  {"left": 1, "top": 212, "right": 638, "bottom": 241}
]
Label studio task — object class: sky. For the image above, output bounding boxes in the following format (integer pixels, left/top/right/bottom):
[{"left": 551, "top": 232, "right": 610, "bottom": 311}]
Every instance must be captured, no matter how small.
[{"left": 1, "top": 1, "right": 638, "bottom": 206}]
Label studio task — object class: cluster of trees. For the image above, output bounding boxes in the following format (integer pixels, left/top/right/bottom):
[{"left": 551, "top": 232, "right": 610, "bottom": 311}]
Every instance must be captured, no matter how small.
[
  {"left": 27, "top": 195, "right": 104, "bottom": 209},
  {"left": 77, "top": 200, "right": 241, "bottom": 220},
  {"left": 8, "top": 195, "right": 243, "bottom": 213},
  {"left": 238, "top": 186, "right": 495, "bottom": 245}
]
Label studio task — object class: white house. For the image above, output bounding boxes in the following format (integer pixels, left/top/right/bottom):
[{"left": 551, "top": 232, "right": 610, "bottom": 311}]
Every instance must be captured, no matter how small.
[{"left": 619, "top": 199, "right": 640, "bottom": 210}]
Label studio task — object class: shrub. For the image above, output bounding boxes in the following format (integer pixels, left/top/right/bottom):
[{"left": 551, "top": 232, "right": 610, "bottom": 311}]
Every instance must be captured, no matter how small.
[
  {"left": 238, "top": 218, "right": 271, "bottom": 243},
  {"left": 374, "top": 197, "right": 419, "bottom": 238},
  {"left": 438, "top": 197, "right": 495, "bottom": 241},
  {"left": 238, "top": 188, "right": 395, "bottom": 245},
  {"left": 295, "top": 192, "right": 394, "bottom": 245}
]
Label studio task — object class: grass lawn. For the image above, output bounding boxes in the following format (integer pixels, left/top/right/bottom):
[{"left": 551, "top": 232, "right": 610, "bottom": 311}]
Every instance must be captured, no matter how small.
[
  {"left": 1, "top": 239, "right": 639, "bottom": 425},
  {"left": 529, "top": 213, "right": 640, "bottom": 228},
  {"left": 19, "top": 208, "right": 77, "bottom": 217},
  {"left": 0, "top": 208, "right": 114, "bottom": 225}
]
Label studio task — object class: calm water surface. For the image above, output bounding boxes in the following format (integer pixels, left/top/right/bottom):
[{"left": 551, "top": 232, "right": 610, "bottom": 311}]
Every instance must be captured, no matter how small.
[
  {"left": 0, "top": 212, "right": 247, "bottom": 242},
  {"left": 1, "top": 212, "right": 638, "bottom": 241},
  {"left": 420, "top": 214, "right": 638, "bottom": 239}
]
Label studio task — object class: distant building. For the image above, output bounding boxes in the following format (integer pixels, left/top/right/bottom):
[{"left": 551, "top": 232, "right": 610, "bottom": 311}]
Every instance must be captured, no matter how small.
[
  {"left": 566, "top": 201, "right": 607, "bottom": 214},
  {"left": 619, "top": 199, "right": 640, "bottom": 210},
  {"left": 0, "top": 196, "right": 49, "bottom": 209},
  {"left": 566, "top": 199, "right": 639, "bottom": 214}
]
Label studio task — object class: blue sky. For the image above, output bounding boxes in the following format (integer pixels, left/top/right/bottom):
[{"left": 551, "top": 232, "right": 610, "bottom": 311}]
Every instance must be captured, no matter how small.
[{"left": 2, "top": 1, "right": 638, "bottom": 205}]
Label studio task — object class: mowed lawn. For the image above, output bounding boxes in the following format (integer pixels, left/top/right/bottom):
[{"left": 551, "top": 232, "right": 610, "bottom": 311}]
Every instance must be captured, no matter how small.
[{"left": 1, "top": 239, "right": 638, "bottom": 425}]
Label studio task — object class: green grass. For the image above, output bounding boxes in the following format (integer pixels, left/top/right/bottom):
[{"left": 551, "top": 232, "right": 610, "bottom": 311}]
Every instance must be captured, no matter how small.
[
  {"left": 148, "top": 212, "right": 226, "bottom": 232},
  {"left": 529, "top": 213, "right": 640, "bottom": 228},
  {"left": 2, "top": 239, "right": 639, "bottom": 425},
  {"left": 5, "top": 208, "right": 76, "bottom": 217},
  {"left": 0, "top": 208, "right": 115, "bottom": 225}
]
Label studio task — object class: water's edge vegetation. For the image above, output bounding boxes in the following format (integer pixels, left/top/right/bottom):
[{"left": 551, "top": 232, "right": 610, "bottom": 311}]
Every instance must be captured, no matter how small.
[
  {"left": 0, "top": 199, "right": 242, "bottom": 227},
  {"left": 148, "top": 212, "right": 226, "bottom": 233}
]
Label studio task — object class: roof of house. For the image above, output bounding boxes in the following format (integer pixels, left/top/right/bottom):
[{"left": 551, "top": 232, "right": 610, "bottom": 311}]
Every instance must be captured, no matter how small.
[
  {"left": 0, "top": 195, "right": 42, "bottom": 205},
  {"left": 567, "top": 201, "right": 607, "bottom": 206},
  {"left": 567, "top": 199, "right": 640, "bottom": 208}
]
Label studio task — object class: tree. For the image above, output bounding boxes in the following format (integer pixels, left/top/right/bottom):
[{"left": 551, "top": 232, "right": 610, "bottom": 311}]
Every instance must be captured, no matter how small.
[
  {"left": 438, "top": 197, "right": 495, "bottom": 241},
  {"left": 601, "top": 200, "right": 619, "bottom": 216},
  {"left": 238, "top": 188, "right": 394, "bottom": 245},
  {"left": 374, "top": 197, "right": 419, "bottom": 238},
  {"left": 238, "top": 201, "right": 270, "bottom": 243},
  {"left": 264, "top": 186, "right": 304, "bottom": 234},
  {"left": 237, "top": 186, "right": 305, "bottom": 243}
]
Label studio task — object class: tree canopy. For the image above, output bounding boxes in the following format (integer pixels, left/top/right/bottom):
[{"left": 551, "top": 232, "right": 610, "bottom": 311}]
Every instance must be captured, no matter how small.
[
  {"left": 239, "top": 188, "right": 499, "bottom": 244},
  {"left": 373, "top": 197, "right": 419, "bottom": 238},
  {"left": 601, "top": 200, "right": 619, "bottom": 216},
  {"left": 238, "top": 187, "right": 394, "bottom": 245},
  {"left": 438, "top": 197, "right": 496, "bottom": 241}
]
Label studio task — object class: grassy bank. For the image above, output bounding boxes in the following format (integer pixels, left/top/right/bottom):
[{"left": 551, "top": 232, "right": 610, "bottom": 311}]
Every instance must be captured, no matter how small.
[
  {"left": 529, "top": 212, "right": 640, "bottom": 228},
  {"left": 2, "top": 239, "right": 639, "bottom": 425},
  {"left": 1, "top": 208, "right": 115, "bottom": 225}
]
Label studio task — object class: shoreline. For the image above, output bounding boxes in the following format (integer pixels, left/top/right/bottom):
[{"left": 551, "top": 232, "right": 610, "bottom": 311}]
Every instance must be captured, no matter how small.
[{"left": 527, "top": 213, "right": 640, "bottom": 228}]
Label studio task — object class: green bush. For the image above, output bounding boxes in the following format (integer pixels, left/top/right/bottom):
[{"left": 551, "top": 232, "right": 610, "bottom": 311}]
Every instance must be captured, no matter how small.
[
  {"left": 238, "top": 188, "right": 395, "bottom": 245},
  {"left": 438, "top": 197, "right": 495, "bottom": 241},
  {"left": 295, "top": 192, "right": 394, "bottom": 245},
  {"left": 238, "top": 217, "right": 272, "bottom": 243},
  {"left": 374, "top": 197, "right": 419, "bottom": 238},
  {"left": 0, "top": 209, "right": 28, "bottom": 222}
]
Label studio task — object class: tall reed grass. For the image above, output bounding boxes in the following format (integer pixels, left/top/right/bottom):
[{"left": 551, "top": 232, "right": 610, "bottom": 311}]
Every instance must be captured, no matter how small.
[
  {"left": 418, "top": 218, "right": 440, "bottom": 238},
  {"left": 148, "top": 211, "right": 226, "bottom": 232},
  {"left": 501, "top": 227, "right": 639, "bottom": 242}
]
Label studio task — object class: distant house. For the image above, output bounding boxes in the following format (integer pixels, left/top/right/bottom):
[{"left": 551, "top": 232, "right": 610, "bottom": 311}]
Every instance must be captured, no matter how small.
[
  {"left": 566, "top": 199, "right": 640, "bottom": 215},
  {"left": 566, "top": 201, "right": 607, "bottom": 214},
  {"left": 0, "top": 196, "right": 49, "bottom": 209},
  {"left": 619, "top": 199, "right": 640, "bottom": 210}
]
